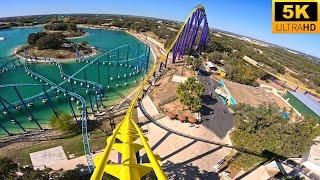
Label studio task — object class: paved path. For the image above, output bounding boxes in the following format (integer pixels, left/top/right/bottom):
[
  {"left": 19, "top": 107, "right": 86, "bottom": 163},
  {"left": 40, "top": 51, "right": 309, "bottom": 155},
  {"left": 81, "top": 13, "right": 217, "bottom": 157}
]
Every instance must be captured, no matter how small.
[
  {"left": 197, "top": 64, "right": 233, "bottom": 139},
  {"left": 139, "top": 99, "right": 231, "bottom": 179}
]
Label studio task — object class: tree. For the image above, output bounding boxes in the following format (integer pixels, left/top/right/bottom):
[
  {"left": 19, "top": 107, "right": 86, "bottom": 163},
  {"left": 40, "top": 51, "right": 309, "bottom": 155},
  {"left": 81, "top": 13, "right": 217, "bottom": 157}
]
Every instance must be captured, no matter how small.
[
  {"left": 207, "top": 52, "right": 223, "bottom": 62},
  {"left": 192, "top": 58, "right": 202, "bottom": 70},
  {"left": 185, "top": 56, "right": 202, "bottom": 70},
  {"left": 17, "top": 167, "right": 52, "bottom": 180},
  {"left": 66, "top": 23, "right": 77, "bottom": 32},
  {"left": 27, "top": 32, "right": 47, "bottom": 45},
  {"left": 224, "top": 58, "right": 262, "bottom": 87},
  {"left": 230, "top": 103, "right": 320, "bottom": 170},
  {"left": 36, "top": 33, "right": 67, "bottom": 50},
  {"left": 49, "top": 112, "right": 77, "bottom": 132},
  {"left": 44, "top": 23, "right": 68, "bottom": 31},
  {"left": 185, "top": 56, "right": 193, "bottom": 66},
  {"left": 0, "top": 157, "right": 18, "bottom": 179},
  {"left": 177, "top": 77, "right": 204, "bottom": 111}
]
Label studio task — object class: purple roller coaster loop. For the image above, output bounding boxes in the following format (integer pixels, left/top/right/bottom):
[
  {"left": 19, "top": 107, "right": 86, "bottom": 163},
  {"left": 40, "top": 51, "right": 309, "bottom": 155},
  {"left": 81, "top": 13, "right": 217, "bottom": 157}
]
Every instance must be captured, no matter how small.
[{"left": 170, "top": 8, "right": 209, "bottom": 64}]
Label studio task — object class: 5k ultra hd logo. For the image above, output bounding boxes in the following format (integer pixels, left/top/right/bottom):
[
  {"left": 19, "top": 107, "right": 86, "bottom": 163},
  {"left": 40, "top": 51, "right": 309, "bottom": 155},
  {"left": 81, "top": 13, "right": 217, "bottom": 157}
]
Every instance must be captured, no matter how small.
[{"left": 272, "top": 0, "right": 320, "bottom": 33}]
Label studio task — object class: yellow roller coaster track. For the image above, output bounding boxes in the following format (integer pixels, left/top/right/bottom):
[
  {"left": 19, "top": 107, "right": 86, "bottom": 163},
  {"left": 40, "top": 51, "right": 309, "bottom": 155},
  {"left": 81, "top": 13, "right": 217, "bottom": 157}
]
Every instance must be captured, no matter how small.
[{"left": 91, "top": 5, "right": 207, "bottom": 180}]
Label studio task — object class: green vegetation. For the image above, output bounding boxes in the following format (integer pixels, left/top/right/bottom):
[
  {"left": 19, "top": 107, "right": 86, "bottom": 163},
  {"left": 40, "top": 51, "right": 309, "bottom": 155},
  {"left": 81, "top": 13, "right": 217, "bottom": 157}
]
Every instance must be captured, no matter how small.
[
  {"left": 37, "top": 33, "right": 67, "bottom": 50},
  {"left": 49, "top": 112, "right": 77, "bottom": 132},
  {"left": 0, "top": 23, "right": 16, "bottom": 29},
  {"left": 24, "top": 31, "right": 91, "bottom": 59},
  {"left": 177, "top": 77, "right": 204, "bottom": 111},
  {"left": 27, "top": 32, "right": 67, "bottom": 50},
  {"left": 224, "top": 59, "right": 265, "bottom": 87},
  {"left": 185, "top": 56, "right": 202, "bottom": 70},
  {"left": 0, "top": 157, "right": 91, "bottom": 179},
  {"left": 27, "top": 32, "right": 47, "bottom": 45},
  {"left": 0, "top": 130, "right": 106, "bottom": 165},
  {"left": 230, "top": 103, "right": 320, "bottom": 170},
  {"left": 0, "top": 157, "right": 18, "bottom": 179},
  {"left": 205, "top": 32, "right": 320, "bottom": 92},
  {"left": 44, "top": 23, "right": 85, "bottom": 38},
  {"left": 44, "top": 23, "right": 77, "bottom": 31}
]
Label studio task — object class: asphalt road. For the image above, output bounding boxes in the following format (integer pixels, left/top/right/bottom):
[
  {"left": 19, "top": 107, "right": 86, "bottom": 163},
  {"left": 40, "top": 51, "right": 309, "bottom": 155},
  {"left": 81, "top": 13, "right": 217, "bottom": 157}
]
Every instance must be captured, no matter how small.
[{"left": 197, "top": 64, "right": 233, "bottom": 139}]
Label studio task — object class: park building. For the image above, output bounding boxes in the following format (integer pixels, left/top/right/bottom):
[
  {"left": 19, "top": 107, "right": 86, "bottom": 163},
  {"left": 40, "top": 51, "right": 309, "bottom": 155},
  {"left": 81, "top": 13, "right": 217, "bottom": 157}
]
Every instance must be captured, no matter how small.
[
  {"left": 283, "top": 91, "right": 320, "bottom": 121},
  {"left": 205, "top": 61, "right": 226, "bottom": 77}
]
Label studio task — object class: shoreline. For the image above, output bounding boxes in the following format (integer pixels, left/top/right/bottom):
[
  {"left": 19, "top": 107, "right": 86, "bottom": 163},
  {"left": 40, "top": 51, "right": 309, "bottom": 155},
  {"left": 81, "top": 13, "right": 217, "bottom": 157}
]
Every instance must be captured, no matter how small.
[
  {"left": 65, "top": 31, "right": 88, "bottom": 39},
  {"left": 13, "top": 26, "right": 163, "bottom": 64},
  {"left": 0, "top": 25, "right": 171, "bottom": 168},
  {"left": 125, "top": 30, "right": 166, "bottom": 67},
  {"left": 12, "top": 45, "right": 98, "bottom": 63}
]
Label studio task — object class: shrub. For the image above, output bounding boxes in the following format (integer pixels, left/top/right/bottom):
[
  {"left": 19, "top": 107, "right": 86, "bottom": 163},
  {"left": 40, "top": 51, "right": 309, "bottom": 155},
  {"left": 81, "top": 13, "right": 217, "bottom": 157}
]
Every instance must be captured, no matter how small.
[
  {"left": 44, "top": 23, "right": 79, "bottom": 32},
  {"left": 230, "top": 103, "right": 320, "bottom": 170},
  {"left": 36, "top": 33, "right": 67, "bottom": 50},
  {"left": 177, "top": 77, "right": 204, "bottom": 111},
  {"left": 27, "top": 32, "right": 47, "bottom": 45},
  {"left": 49, "top": 112, "right": 77, "bottom": 132}
]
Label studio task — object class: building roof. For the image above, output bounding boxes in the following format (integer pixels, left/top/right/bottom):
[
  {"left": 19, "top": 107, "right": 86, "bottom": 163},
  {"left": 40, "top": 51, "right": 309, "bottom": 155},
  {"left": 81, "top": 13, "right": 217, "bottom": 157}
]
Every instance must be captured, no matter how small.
[
  {"left": 290, "top": 91, "right": 320, "bottom": 117},
  {"left": 206, "top": 61, "right": 215, "bottom": 68}
]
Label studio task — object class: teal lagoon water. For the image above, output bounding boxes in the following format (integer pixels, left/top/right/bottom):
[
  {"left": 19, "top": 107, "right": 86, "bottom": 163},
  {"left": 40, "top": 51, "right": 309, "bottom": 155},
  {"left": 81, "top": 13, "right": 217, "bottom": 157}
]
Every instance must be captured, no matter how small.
[{"left": 0, "top": 27, "right": 153, "bottom": 136}]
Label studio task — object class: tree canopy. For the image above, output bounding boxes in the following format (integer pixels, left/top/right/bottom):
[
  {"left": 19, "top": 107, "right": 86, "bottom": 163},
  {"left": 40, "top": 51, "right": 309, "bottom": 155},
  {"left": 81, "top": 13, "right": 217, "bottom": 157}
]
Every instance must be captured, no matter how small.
[
  {"left": 27, "top": 32, "right": 47, "bottom": 45},
  {"left": 230, "top": 103, "right": 320, "bottom": 170},
  {"left": 49, "top": 112, "right": 77, "bottom": 132},
  {"left": 35, "top": 33, "right": 67, "bottom": 50},
  {"left": 0, "top": 157, "right": 18, "bottom": 179},
  {"left": 44, "top": 23, "right": 79, "bottom": 32},
  {"left": 0, "top": 157, "right": 92, "bottom": 180},
  {"left": 177, "top": 77, "right": 204, "bottom": 111},
  {"left": 224, "top": 59, "right": 265, "bottom": 87}
]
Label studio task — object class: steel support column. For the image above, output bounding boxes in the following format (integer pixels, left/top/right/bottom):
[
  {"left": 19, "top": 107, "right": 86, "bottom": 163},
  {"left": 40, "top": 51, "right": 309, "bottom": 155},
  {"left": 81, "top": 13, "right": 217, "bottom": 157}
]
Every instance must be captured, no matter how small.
[
  {"left": 97, "top": 59, "right": 101, "bottom": 84},
  {"left": 42, "top": 86, "right": 58, "bottom": 118},
  {"left": 0, "top": 98, "right": 26, "bottom": 132},
  {"left": 66, "top": 86, "right": 78, "bottom": 122},
  {"left": 13, "top": 86, "right": 42, "bottom": 130}
]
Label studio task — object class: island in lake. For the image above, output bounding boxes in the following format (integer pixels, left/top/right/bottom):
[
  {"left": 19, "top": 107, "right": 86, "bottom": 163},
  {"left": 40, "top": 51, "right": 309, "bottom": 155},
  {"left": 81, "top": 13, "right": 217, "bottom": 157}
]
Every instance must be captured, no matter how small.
[{"left": 14, "top": 24, "right": 94, "bottom": 60}]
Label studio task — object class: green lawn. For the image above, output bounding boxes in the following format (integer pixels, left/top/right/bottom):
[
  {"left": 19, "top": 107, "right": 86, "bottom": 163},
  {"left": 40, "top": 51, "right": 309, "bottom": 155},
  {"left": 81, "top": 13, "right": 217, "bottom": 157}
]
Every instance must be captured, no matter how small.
[{"left": 0, "top": 129, "right": 107, "bottom": 165}]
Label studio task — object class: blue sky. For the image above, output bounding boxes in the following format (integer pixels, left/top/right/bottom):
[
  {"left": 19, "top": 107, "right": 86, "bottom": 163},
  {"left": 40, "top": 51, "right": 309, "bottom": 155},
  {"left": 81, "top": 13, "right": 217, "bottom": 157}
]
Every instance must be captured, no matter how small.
[{"left": 1, "top": 0, "right": 319, "bottom": 57}]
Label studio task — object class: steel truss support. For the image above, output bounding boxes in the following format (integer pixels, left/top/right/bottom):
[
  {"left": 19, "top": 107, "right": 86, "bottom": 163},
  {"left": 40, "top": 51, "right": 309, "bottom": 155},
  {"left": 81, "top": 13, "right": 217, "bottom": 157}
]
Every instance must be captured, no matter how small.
[
  {"left": 13, "top": 86, "right": 42, "bottom": 130},
  {"left": 88, "top": 91, "right": 95, "bottom": 114},
  {"left": 97, "top": 59, "right": 101, "bottom": 84},
  {"left": 126, "top": 45, "right": 129, "bottom": 83},
  {"left": 0, "top": 97, "right": 26, "bottom": 132},
  {"left": 65, "top": 86, "right": 78, "bottom": 123},
  {"left": 42, "top": 86, "right": 59, "bottom": 118},
  {"left": 0, "top": 122, "right": 10, "bottom": 135}
]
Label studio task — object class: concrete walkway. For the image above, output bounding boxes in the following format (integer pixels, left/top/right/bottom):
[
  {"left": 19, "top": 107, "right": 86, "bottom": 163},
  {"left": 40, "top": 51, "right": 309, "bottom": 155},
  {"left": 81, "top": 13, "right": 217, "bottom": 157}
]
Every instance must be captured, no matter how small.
[
  {"left": 137, "top": 96, "right": 232, "bottom": 178},
  {"left": 197, "top": 64, "right": 233, "bottom": 138},
  {"left": 137, "top": 95, "right": 159, "bottom": 123}
]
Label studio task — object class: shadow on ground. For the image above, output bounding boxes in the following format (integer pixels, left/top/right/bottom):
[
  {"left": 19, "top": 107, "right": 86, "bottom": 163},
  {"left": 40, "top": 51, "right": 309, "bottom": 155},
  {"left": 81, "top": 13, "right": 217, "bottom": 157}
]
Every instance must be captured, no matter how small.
[
  {"left": 201, "top": 95, "right": 218, "bottom": 105},
  {"left": 159, "top": 161, "right": 218, "bottom": 180}
]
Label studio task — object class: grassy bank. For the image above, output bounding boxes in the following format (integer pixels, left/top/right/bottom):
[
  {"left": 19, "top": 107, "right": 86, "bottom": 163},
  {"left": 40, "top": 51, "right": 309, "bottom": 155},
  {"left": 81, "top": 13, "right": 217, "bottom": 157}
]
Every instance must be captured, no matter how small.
[{"left": 0, "top": 129, "right": 107, "bottom": 165}]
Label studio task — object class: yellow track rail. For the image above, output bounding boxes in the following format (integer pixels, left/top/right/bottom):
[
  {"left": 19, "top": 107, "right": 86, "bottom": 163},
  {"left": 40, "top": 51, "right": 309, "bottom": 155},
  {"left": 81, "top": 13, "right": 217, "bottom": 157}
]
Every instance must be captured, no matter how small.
[{"left": 91, "top": 5, "right": 207, "bottom": 180}]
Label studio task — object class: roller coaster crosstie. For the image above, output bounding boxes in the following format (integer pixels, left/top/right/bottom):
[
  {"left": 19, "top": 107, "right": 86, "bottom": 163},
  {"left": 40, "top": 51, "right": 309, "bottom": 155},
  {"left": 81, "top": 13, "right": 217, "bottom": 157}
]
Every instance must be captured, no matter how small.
[{"left": 90, "top": 5, "right": 209, "bottom": 180}]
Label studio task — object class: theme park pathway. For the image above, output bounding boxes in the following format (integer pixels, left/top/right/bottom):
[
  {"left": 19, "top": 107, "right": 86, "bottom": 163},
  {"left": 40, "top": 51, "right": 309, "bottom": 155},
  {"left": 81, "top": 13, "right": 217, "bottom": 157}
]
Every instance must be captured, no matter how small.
[
  {"left": 137, "top": 92, "right": 232, "bottom": 178},
  {"left": 197, "top": 64, "right": 233, "bottom": 138}
]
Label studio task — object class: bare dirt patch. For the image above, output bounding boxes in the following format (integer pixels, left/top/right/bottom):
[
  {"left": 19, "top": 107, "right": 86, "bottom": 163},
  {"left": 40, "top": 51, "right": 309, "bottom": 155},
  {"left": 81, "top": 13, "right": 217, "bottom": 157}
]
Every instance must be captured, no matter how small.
[
  {"left": 149, "top": 65, "right": 196, "bottom": 119},
  {"left": 225, "top": 79, "right": 289, "bottom": 109}
]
